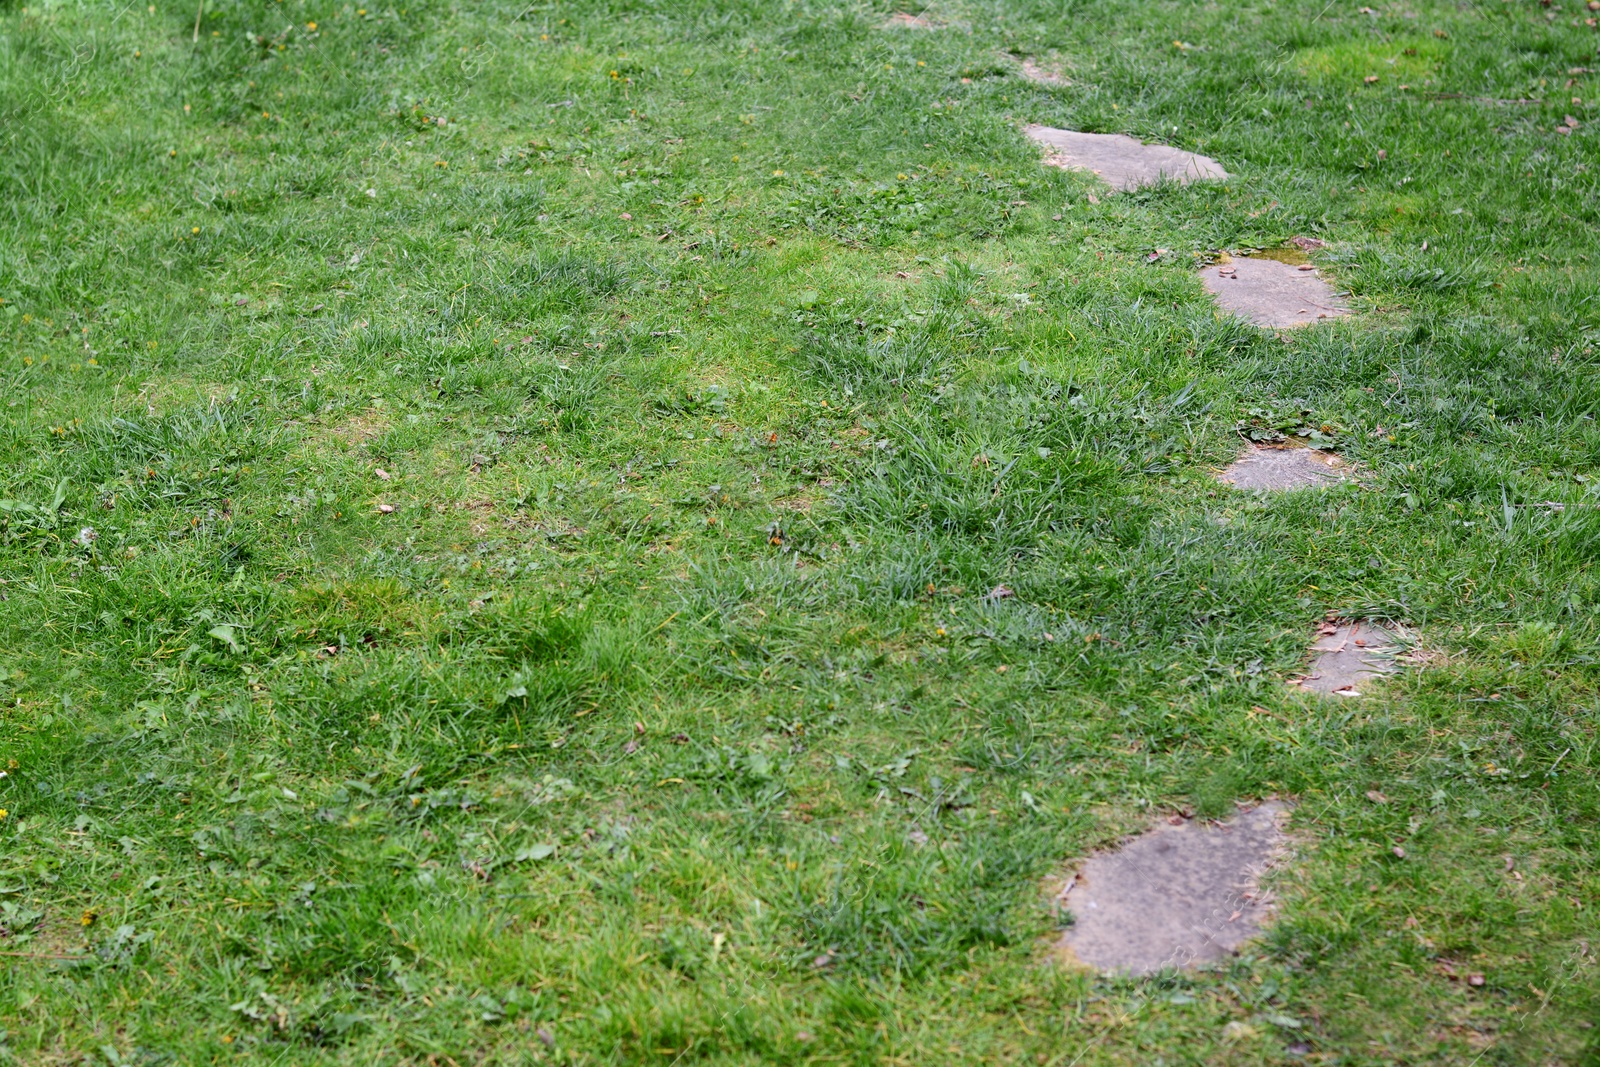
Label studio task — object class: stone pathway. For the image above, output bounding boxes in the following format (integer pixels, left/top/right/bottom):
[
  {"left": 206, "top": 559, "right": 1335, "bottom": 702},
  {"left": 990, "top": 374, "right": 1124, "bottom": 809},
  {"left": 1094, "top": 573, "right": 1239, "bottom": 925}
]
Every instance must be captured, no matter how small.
[
  {"left": 1295, "top": 620, "right": 1401, "bottom": 697},
  {"left": 1201, "top": 251, "right": 1350, "bottom": 329},
  {"left": 1218, "top": 443, "right": 1347, "bottom": 491},
  {"left": 1056, "top": 803, "right": 1290, "bottom": 975},
  {"left": 1004, "top": 62, "right": 1413, "bottom": 973},
  {"left": 1024, "top": 126, "right": 1228, "bottom": 191}
]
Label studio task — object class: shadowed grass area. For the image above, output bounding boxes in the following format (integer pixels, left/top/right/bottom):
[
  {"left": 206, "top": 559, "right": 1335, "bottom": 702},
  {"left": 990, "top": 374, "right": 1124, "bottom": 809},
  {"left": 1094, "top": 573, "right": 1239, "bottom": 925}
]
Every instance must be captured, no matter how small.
[{"left": 1, "top": 0, "right": 1598, "bottom": 1063}]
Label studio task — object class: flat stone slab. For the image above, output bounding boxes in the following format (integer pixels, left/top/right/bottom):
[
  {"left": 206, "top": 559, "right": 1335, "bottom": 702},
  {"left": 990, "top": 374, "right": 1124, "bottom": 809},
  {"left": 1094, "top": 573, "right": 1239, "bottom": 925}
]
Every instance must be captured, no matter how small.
[
  {"left": 1296, "top": 621, "right": 1400, "bottom": 697},
  {"left": 1201, "top": 254, "right": 1349, "bottom": 329},
  {"left": 883, "top": 11, "right": 940, "bottom": 28},
  {"left": 1056, "top": 802, "right": 1289, "bottom": 975},
  {"left": 1019, "top": 58, "right": 1069, "bottom": 85},
  {"left": 1218, "top": 445, "right": 1347, "bottom": 490},
  {"left": 1024, "top": 125, "right": 1228, "bottom": 191}
]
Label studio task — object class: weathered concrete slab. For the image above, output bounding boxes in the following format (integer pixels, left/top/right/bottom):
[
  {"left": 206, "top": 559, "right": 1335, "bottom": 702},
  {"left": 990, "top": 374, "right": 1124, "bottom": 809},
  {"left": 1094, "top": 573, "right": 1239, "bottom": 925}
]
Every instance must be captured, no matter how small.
[
  {"left": 1056, "top": 802, "right": 1289, "bottom": 975},
  {"left": 1201, "top": 253, "right": 1349, "bottom": 329},
  {"left": 1024, "top": 125, "right": 1228, "bottom": 191},
  {"left": 1219, "top": 445, "right": 1347, "bottom": 490},
  {"left": 1296, "top": 621, "right": 1399, "bottom": 697}
]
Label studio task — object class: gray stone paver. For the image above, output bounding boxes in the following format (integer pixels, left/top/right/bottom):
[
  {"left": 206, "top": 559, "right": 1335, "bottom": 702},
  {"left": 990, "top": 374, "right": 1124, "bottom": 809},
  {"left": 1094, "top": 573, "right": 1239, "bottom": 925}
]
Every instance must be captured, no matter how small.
[
  {"left": 1201, "top": 254, "right": 1350, "bottom": 329},
  {"left": 1218, "top": 445, "right": 1347, "bottom": 490},
  {"left": 1024, "top": 125, "right": 1228, "bottom": 190},
  {"left": 1019, "top": 58, "right": 1069, "bottom": 85},
  {"left": 1056, "top": 802, "right": 1290, "bottom": 975},
  {"left": 1297, "top": 621, "right": 1400, "bottom": 696}
]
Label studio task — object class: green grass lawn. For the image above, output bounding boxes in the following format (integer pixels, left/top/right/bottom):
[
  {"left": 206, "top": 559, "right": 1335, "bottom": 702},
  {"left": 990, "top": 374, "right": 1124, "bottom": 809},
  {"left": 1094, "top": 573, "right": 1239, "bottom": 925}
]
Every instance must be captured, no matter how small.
[{"left": 2, "top": 0, "right": 1598, "bottom": 1062}]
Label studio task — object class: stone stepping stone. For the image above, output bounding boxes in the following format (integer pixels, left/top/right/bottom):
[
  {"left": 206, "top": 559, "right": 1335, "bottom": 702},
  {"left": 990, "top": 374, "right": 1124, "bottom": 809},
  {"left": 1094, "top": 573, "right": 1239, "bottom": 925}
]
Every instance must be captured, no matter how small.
[
  {"left": 1024, "top": 125, "right": 1228, "bottom": 191},
  {"left": 1055, "top": 802, "right": 1289, "bottom": 975},
  {"left": 1218, "top": 444, "right": 1348, "bottom": 490},
  {"left": 883, "top": 11, "right": 940, "bottom": 28},
  {"left": 1296, "top": 620, "right": 1400, "bottom": 697},
  {"left": 1201, "top": 253, "right": 1350, "bottom": 329},
  {"left": 1018, "top": 58, "right": 1069, "bottom": 85}
]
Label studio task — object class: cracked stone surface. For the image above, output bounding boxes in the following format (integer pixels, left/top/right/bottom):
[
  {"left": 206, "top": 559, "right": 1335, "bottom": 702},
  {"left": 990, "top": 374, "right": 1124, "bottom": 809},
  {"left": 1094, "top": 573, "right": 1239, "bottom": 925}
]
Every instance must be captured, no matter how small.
[
  {"left": 1201, "top": 255, "right": 1350, "bottom": 329},
  {"left": 1055, "top": 803, "right": 1289, "bottom": 975},
  {"left": 1297, "top": 621, "right": 1400, "bottom": 696},
  {"left": 1023, "top": 125, "right": 1228, "bottom": 191},
  {"left": 1218, "top": 445, "right": 1347, "bottom": 490}
]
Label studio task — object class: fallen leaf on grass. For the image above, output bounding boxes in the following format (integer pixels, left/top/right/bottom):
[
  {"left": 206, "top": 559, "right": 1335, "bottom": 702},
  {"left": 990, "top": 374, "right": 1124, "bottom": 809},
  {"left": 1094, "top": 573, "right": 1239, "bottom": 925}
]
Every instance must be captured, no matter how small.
[{"left": 1366, "top": 790, "right": 1389, "bottom": 804}]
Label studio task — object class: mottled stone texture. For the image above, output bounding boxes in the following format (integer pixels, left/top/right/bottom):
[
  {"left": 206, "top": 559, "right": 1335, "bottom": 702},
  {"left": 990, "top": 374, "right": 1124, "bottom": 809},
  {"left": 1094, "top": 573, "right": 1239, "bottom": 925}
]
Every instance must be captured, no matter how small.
[
  {"left": 1201, "top": 256, "right": 1349, "bottom": 329},
  {"left": 1024, "top": 125, "right": 1228, "bottom": 190},
  {"left": 1056, "top": 803, "right": 1289, "bottom": 975},
  {"left": 1219, "top": 445, "right": 1346, "bottom": 490},
  {"left": 1297, "top": 621, "right": 1400, "bottom": 696}
]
